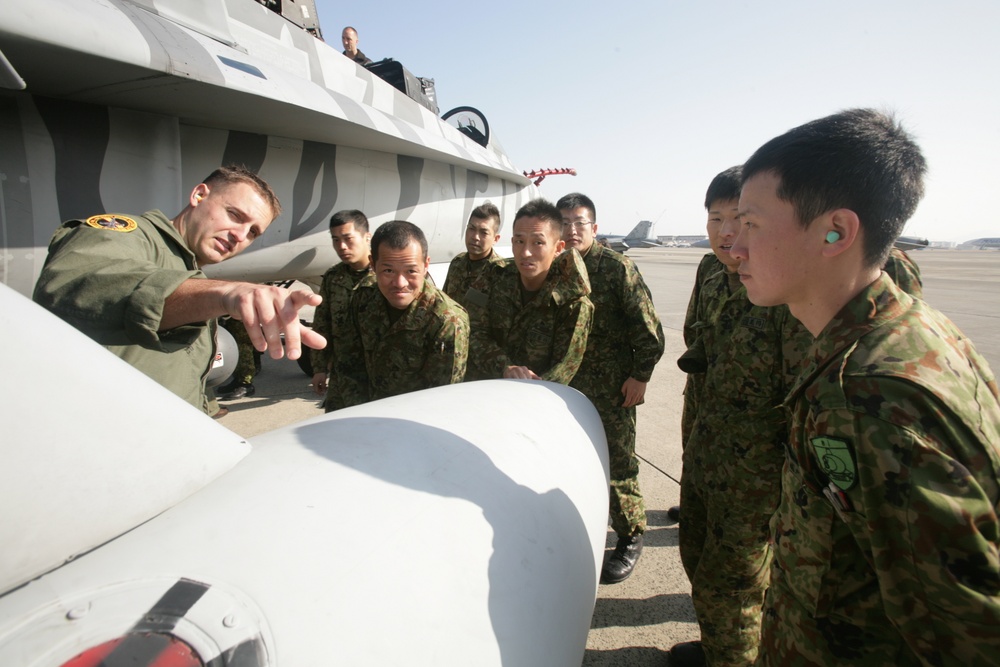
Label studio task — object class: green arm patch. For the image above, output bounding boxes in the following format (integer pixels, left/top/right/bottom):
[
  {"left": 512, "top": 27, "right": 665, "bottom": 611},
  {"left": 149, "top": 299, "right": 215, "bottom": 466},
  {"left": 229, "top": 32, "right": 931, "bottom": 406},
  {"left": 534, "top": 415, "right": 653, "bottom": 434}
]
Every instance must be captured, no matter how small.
[{"left": 810, "top": 436, "right": 858, "bottom": 491}]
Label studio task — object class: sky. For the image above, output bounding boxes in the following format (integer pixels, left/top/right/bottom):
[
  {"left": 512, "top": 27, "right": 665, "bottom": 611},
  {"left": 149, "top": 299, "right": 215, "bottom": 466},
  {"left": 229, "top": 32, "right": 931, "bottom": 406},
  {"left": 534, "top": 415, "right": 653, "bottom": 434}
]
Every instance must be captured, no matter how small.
[{"left": 314, "top": 0, "right": 999, "bottom": 243}]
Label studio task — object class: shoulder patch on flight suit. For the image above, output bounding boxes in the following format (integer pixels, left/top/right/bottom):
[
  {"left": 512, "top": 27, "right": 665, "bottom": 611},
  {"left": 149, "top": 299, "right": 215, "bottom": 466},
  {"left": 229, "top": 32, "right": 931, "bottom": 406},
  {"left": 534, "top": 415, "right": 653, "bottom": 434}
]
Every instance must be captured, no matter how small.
[
  {"left": 85, "top": 214, "right": 138, "bottom": 232},
  {"left": 810, "top": 436, "right": 857, "bottom": 491}
]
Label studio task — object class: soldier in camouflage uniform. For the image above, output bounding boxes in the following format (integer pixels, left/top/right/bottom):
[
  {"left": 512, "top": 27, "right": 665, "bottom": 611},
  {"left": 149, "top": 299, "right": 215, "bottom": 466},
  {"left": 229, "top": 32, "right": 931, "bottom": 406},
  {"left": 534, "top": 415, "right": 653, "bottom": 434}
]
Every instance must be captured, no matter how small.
[
  {"left": 556, "top": 193, "right": 664, "bottom": 585},
  {"left": 310, "top": 209, "right": 373, "bottom": 411},
  {"left": 334, "top": 220, "right": 468, "bottom": 407},
  {"left": 670, "top": 167, "right": 810, "bottom": 667},
  {"left": 465, "top": 198, "right": 593, "bottom": 383},
  {"left": 735, "top": 109, "right": 1000, "bottom": 665},
  {"left": 217, "top": 315, "right": 260, "bottom": 399},
  {"left": 669, "top": 251, "right": 725, "bottom": 524},
  {"left": 883, "top": 246, "right": 923, "bottom": 297},
  {"left": 442, "top": 202, "right": 507, "bottom": 308}
]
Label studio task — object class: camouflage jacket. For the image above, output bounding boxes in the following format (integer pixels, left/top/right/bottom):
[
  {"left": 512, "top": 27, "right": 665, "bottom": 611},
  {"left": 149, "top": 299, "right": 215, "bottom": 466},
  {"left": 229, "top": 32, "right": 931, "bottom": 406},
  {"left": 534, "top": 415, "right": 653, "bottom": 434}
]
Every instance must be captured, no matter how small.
[
  {"left": 883, "top": 247, "right": 923, "bottom": 298},
  {"left": 311, "top": 262, "right": 371, "bottom": 374},
  {"left": 679, "top": 266, "right": 807, "bottom": 475},
  {"left": 569, "top": 243, "right": 664, "bottom": 402},
  {"left": 33, "top": 210, "right": 214, "bottom": 412},
  {"left": 442, "top": 249, "right": 506, "bottom": 308},
  {"left": 466, "top": 249, "right": 593, "bottom": 384},
  {"left": 773, "top": 273, "right": 1000, "bottom": 663},
  {"left": 680, "top": 253, "right": 725, "bottom": 445},
  {"left": 333, "top": 276, "right": 469, "bottom": 408}
]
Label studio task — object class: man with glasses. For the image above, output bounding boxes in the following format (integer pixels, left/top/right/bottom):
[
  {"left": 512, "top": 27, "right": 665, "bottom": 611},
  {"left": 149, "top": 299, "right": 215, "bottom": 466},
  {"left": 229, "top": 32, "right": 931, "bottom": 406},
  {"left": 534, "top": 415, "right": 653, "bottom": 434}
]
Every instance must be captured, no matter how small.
[{"left": 557, "top": 193, "right": 665, "bottom": 584}]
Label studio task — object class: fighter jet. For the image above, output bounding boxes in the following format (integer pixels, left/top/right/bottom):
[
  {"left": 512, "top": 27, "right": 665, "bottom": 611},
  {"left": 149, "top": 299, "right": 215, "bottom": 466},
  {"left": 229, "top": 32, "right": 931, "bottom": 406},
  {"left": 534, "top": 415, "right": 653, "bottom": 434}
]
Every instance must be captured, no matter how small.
[
  {"left": 598, "top": 220, "right": 662, "bottom": 252},
  {"left": 0, "top": 0, "right": 538, "bottom": 296},
  {"left": 0, "top": 2, "right": 613, "bottom": 664}
]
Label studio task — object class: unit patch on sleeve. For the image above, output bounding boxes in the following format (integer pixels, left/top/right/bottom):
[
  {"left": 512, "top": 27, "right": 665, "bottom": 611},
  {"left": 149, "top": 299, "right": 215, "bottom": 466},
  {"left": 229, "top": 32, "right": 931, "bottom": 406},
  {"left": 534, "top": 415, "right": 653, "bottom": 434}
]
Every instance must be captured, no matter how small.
[
  {"left": 810, "top": 436, "right": 857, "bottom": 491},
  {"left": 85, "top": 214, "right": 138, "bottom": 232}
]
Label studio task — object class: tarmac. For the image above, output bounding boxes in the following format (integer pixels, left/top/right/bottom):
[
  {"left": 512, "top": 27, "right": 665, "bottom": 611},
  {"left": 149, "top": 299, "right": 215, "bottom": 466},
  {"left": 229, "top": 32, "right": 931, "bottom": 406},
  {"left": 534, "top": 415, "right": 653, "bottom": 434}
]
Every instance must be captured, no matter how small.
[{"left": 216, "top": 247, "right": 1000, "bottom": 666}]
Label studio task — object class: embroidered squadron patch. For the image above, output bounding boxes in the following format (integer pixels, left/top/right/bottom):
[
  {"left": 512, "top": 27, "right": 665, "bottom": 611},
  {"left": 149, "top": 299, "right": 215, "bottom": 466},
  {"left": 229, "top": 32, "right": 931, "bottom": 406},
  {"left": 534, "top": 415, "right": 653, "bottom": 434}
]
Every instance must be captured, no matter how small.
[
  {"left": 85, "top": 214, "right": 137, "bottom": 232},
  {"left": 810, "top": 436, "right": 857, "bottom": 491}
]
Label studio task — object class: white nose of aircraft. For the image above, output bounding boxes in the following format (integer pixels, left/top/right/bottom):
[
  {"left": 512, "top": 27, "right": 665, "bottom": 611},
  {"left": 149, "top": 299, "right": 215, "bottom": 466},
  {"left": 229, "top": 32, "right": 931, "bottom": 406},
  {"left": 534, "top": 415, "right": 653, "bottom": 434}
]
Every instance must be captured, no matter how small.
[{"left": 0, "top": 283, "right": 610, "bottom": 666}]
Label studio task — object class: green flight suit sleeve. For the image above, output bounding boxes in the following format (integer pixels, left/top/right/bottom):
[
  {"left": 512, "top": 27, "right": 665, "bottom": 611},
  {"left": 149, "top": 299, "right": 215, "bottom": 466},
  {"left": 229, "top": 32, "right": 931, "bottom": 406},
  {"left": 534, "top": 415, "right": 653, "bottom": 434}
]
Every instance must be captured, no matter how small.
[{"left": 33, "top": 220, "right": 202, "bottom": 349}]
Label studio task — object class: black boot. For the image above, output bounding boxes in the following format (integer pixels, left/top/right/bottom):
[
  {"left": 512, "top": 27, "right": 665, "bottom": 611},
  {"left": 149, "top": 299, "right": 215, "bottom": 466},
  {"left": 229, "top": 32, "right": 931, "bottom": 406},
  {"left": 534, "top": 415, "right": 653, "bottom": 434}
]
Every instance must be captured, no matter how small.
[
  {"left": 220, "top": 383, "right": 256, "bottom": 400},
  {"left": 668, "top": 641, "right": 705, "bottom": 666},
  {"left": 601, "top": 533, "right": 643, "bottom": 584},
  {"left": 216, "top": 376, "right": 240, "bottom": 395}
]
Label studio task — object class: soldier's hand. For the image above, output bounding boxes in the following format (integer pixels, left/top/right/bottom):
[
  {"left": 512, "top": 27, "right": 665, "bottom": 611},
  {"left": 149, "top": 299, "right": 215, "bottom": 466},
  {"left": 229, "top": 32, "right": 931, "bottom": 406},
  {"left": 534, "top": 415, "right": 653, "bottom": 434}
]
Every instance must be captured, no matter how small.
[
  {"left": 503, "top": 365, "right": 540, "bottom": 380},
  {"left": 311, "top": 372, "right": 328, "bottom": 395},
  {"left": 621, "top": 377, "right": 648, "bottom": 408},
  {"left": 222, "top": 283, "right": 327, "bottom": 360}
]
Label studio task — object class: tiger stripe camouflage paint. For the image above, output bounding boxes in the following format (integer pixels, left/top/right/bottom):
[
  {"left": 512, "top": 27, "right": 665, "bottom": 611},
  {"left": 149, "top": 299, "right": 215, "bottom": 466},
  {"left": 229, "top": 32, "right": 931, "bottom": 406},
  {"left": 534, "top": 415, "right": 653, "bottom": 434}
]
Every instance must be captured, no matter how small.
[{"left": 0, "top": 0, "right": 537, "bottom": 295}]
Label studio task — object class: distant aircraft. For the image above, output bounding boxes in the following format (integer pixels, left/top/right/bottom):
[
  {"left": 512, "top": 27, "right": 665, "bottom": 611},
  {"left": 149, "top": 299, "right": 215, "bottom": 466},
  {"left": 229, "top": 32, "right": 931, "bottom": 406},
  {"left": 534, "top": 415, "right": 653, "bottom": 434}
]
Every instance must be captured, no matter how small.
[
  {"left": 598, "top": 220, "right": 662, "bottom": 252},
  {"left": 895, "top": 235, "right": 930, "bottom": 251},
  {"left": 0, "top": 0, "right": 539, "bottom": 297},
  {"left": 962, "top": 237, "right": 1000, "bottom": 250}
]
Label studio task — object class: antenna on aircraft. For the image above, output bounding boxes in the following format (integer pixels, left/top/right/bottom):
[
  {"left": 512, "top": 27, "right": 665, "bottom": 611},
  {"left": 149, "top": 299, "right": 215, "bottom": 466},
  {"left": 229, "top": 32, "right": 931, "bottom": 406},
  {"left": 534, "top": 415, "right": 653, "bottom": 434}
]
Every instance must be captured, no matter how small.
[{"left": 522, "top": 167, "right": 577, "bottom": 186}]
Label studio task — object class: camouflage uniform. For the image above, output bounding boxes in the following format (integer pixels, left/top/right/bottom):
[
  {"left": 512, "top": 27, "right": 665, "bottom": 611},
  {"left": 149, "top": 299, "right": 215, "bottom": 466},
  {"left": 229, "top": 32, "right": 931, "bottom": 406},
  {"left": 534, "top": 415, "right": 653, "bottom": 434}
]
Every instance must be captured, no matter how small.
[
  {"left": 883, "top": 246, "right": 923, "bottom": 298},
  {"left": 33, "top": 210, "right": 216, "bottom": 413},
  {"left": 569, "top": 243, "right": 664, "bottom": 538},
  {"left": 680, "top": 252, "right": 725, "bottom": 448},
  {"left": 311, "top": 262, "right": 372, "bottom": 411},
  {"left": 678, "top": 264, "right": 810, "bottom": 666},
  {"left": 442, "top": 249, "right": 506, "bottom": 308},
  {"left": 759, "top": 274, "right": 1000, "bottom": 666},
  {"left": 221, "top": 316, "right": 258, "bottom": 385},
  {"left": 333, "top": 275, "right": 469, "bottom": 407},
  {"left": 465, "top": 249, "right": 593, "bottom": 384}
]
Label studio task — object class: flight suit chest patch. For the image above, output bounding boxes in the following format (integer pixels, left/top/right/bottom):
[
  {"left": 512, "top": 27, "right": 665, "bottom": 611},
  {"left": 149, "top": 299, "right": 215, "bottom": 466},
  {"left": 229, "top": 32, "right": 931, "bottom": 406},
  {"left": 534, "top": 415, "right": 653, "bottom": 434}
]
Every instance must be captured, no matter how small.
[
  {"left": 85, "top": 214, "right": 138, "bottom": 232},
  {"left": 741, "top": 314, "right": 767, "bottom": 330}
]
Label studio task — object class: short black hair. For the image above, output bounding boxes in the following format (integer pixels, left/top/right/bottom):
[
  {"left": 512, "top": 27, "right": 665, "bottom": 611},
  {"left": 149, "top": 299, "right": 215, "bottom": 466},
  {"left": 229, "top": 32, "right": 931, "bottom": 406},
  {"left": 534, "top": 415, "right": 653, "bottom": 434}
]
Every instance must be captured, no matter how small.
[
  {"left": 555, "top": 193, "right": 597, "bottom": 222},
  {"left": 371, "top": 220, "right": 428, "bottom": 264},
  {"left": 469, "top": 202, "right": 501, "bottom": 233},
  {"left": 704, "top": 166, "right": 742, "bottom": 210},
  {"left": 330, "top": 209, "right": 369, "bottom": 233},
  {"left": 742, "top": 108, "right": 926, "bottom": 268},
  {"left": 513, "top": 198, "right": 563, "bottom": 237}
]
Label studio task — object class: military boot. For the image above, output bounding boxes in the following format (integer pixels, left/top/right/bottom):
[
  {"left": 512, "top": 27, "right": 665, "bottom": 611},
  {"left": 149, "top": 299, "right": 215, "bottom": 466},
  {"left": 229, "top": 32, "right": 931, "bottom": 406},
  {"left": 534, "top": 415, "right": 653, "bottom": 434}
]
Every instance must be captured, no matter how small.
[
  {"left": 601, "top": 532, "right": 643, "bottom": 584},
  {"left": 668, "top": 640, "right": 705, "bottom": 666}
]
